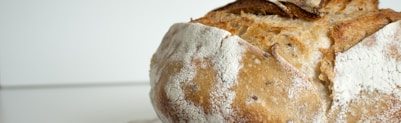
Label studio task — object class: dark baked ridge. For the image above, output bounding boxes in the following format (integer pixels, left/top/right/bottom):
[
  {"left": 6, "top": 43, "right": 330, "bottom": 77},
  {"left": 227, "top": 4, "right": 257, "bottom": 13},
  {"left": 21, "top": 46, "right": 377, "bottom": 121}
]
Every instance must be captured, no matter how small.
[{"left": 212, "top": 0, "right": 323, "bottom": 20}]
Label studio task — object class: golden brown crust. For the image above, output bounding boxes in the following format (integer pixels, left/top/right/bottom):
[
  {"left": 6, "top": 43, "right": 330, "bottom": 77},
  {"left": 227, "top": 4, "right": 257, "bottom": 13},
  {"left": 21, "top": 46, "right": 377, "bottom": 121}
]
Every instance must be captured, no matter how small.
[
  {"left": 330, "top": 9, "right": 401, "bottom": 53},
  {"left": 231, "top": 44, "right": 322, "bottom": 122},
  {"left": 320, "top": 9, "right": 401, "bottom": 82}
]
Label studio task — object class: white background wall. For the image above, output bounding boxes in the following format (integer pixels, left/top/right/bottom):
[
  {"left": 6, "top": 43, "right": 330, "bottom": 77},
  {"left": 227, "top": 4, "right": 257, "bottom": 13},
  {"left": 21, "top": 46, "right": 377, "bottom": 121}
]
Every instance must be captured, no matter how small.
[
  {"left": 0, "top": 0, "right": 399, "bottom": 87},
  {"left": 0, "top": 0, "right": 234, "bottom": 86}
]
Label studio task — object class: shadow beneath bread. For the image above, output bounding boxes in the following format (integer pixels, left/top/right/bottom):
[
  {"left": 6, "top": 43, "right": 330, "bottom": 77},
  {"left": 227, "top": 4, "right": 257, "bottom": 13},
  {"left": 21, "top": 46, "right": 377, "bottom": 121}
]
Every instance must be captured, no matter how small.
[{"left": 128, "top": 117, "right": 161, "bottom": 123}]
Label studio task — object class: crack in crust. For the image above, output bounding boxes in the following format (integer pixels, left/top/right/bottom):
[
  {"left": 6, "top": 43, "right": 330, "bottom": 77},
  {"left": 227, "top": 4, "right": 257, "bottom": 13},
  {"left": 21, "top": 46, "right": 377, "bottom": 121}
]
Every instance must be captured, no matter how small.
[{"left": 272, "top": 43, "right": 306, "bottom": 79}]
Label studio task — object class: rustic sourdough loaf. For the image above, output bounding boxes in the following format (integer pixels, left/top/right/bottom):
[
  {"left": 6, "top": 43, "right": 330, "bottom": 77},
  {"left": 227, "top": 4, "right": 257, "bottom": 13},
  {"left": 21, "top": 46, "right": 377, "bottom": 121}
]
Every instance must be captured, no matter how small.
[{"left": 150, "top": 0, "right": 401, "bottom": 122}]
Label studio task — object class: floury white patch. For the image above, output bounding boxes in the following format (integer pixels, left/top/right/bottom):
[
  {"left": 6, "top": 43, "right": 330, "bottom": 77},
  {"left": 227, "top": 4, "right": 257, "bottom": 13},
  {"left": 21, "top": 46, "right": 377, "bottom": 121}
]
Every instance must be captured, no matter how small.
[
  {"left": 331, "top": 20, "right": 401, "bottom": 121},
  {"left": 149, "top": 23, "right": 246, "bottom": 122}
]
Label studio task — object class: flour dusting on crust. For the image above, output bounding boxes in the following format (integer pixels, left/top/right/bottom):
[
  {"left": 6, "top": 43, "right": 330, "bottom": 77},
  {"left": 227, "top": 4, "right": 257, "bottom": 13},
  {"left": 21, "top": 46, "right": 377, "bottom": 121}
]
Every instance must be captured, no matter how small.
[
  {"left": 332, "top": 20, "right": 401, "bottom": 121},
  {"left": 150, "top": 23, "right": 245, "bottom": 122}
]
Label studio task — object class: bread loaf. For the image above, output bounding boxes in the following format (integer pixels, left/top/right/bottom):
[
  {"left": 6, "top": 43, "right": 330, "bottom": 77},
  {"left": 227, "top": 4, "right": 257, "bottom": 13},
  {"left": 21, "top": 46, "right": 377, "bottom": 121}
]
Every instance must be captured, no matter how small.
[{"left": 150, "top": 0, "right": 401, "bottom": 122}]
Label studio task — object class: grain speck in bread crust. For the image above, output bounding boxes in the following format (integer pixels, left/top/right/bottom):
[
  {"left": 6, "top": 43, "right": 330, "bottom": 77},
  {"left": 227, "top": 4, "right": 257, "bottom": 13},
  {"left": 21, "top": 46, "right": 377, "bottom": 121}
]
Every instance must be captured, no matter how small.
[{"left": 150, "top": 0, "right": 401, "bottom": 122}]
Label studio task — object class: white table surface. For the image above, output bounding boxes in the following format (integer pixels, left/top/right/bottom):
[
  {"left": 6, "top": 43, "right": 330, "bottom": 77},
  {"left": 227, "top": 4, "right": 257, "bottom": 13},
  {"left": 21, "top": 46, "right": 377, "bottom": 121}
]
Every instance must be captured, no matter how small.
[{"left": 0, "top": 83, "right": 161, "bottom": 123}]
